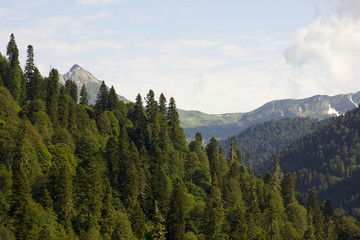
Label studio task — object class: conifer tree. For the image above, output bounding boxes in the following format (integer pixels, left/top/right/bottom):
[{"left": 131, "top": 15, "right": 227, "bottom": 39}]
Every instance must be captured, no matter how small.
[
  {"left": 129, "top": 93, "right": 148, "bottom": 149},
  {"left": 30, "top": 67, "right": 44, "bottom": 101},
  {"left": 228, "top": 205, "right": 247, "bottom": 240},
  {"left": 10, "top": 129, "right": 34, "bottom": 239},
  {"left": 228, "top": 136, "right": 241, "bottom": 164},
  {"left": 58, "top": 85, "right": 69, "bottom": 127},
  {"left": 108, "top": 86, "right": 119, "bottom": 111},
  {"left": 94, "top": 81, "right": 109, "bottom": 116},
  {"left": 307, "top": 188, "right": 325, "bottom": 240},
  {"left": 152, "top": 201, "right": 166, "bottom": 240},
  {"left": 79, "top": 83, "right": 88, "bottom": 106},
  {"left": 167, "top": 97, "right": 187, "bottom": 152},
  {"left": 272, "top": 155, "right": 281, "bottom": 192},
  {"left": 46, "top": 68, "right": 60, "bottom": 125},
  {"left": 159, "top": 93, "right": 167, "bottom": 116},
  {"left": 166, "top": 178, "right": 187, "bottom": 240},
  {"left": 145, "top": 89, "right": 160, "bottom": 151},
  {"left": 206, "top": 137, "right": 225, "bottom": 186},
  {"left": 6, "top": 34, "right": 22, "bottom": 101},
  {"left": 205, "top": 185, "right": 225, "bottom": 239},
  {"left": 74, "top": 157, "right": 104, "bottom": 237},
  {"left": 25, "top": 45, "right": 36, "bottom": 101},
  {"left": 281, "top": 172, "right": 295, "bottom": 207},
  {"left": 0, "top": 53, "right": 10, "bottom": 88},
  {"left": 55, "top": 164, "right": 75, "bottom": 232},
  {"left": 65, "top": 80, "right": 78, "bottom": 103}
]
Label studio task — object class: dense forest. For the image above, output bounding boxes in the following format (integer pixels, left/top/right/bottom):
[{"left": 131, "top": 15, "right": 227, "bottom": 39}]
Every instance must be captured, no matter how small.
[
  {"left": 218, "top": 118, "right": 325, "bottom": 170},
  {"left": 1, "top": 34, "right": 360, "bottom": 239},
  {"left": 278, "top": 106, "right": 360, "bottom": 215}
]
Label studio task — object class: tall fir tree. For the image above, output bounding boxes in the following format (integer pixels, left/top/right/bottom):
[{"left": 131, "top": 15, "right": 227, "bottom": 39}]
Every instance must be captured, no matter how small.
[
  {"left": 281, "top": 172, "right": 295, "bottom": 207},
  {"left": 65, "top": 80, "right": 78, "bottom": 103},
  {"left": 205, "top": 185, "right": 226, "bottom": 239},
  {"left": 45, "top": 68, "right": 60, "bottom": 125},
  {"left": 167, "top": 97, "right": 187, "bottom": 152},
  {"left": 166, "top": 178, "right": 187, "bottom": 240},
  {"left": 6, "top": 34, "right": 22, "bottom": 102},
  {"left": 58, "top": 85, "right": 69, "bottom": 128},
  {"left": 94, "top": 81, "right": 109, "bottom": 116},
  {"left": 25, "top": 45, "right": 36, "bottom": 101},
  {"left": 108, "top": 86, "right": 119, "bottom": 111},
  {"left": 79, "top": 83, "right": 88, "bottom": 106},
  {"left": 272, "top": 156, "right": 281, "bottom": 192}
]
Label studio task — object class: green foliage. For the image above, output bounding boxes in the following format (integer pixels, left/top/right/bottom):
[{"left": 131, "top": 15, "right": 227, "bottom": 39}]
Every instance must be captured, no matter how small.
[{"left": 0, "top": 35, "right": 356, "bottom": 240}]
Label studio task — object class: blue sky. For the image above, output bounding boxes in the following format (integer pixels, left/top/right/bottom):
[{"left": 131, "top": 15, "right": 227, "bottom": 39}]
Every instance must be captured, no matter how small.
[{"left": 1, "top": 0, "right": 360, "bottom": 113}]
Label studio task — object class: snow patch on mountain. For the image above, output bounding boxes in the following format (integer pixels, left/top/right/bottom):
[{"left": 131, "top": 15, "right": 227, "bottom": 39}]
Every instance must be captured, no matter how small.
[
  {"left": 350, "top": 94, "right": 358, "bottom": 108},
  {"left": 328, "top": 104, "right": 340, "bottom": 116}
]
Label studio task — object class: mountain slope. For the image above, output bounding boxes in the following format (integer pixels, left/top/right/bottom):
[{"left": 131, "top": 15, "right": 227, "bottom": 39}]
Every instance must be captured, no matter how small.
[
  {"left": 60, "top": 64, "right": 128, "bottom": 104},
  {"left": 218, "top": 117, "right": 326, "bottom": 168},
  {"left": 181, "top": 92, "right": 360, "bottom": 140},
  {"left": 277, "top": 106, "right": 360, "bottom": 212}
]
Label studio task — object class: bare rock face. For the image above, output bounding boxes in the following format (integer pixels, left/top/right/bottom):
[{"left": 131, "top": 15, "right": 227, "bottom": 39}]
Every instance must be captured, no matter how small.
[{"left": 60, "top": 64, "right": 128, "bottom": 105}]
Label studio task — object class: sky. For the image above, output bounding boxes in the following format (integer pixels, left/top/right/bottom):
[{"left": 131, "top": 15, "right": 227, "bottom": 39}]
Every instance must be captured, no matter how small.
[{"left": 1, "top": 0, "right": 360, "bottom": 114}]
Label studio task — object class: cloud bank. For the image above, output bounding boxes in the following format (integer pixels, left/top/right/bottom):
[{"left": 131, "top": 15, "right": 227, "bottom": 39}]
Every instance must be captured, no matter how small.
[{"left": 285, "top": 0, "right": 360, "bottom": 95}]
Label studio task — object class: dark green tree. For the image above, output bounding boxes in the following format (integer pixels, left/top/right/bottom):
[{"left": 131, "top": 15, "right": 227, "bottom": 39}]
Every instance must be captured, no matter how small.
[
  {"left": 94, "top": 81, "right": 109, "bottom": 116},
  {"left": 281, "top": 172, "right": 295, "bottom": 207},
  {"left": 65, "top": 80, "right": 78, "bottom": 103},
  {"left": 108, "top": 86, "right": 119, "bottom": 111},
  {"left": 6, "top": 34, "right": 22, "bottom": 102},
  {"left": 205, "top": 185, "right": 225, "bottom": 240},
  {"left": 166, "top": 178, "right": 187, "bottom": 240},
  {"left": 167, "top": 97, "right": 187, "bottom": 152},
  {"left": 79, "top": 83, "right": 88, "bottom": 106},
  {"left": 58, "top": 85, "right": 69, "bottom": 127},
  {"left": 45, "top": 68, "right": 60, "bottom": 125},
  {"left": 25, "top": 45, "right": 36, "bottom": 101}
]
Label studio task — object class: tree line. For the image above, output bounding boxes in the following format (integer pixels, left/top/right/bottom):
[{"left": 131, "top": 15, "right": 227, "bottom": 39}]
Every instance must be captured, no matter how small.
[{"left": 0, "top": 34, "right": 360, "bottom": 239}]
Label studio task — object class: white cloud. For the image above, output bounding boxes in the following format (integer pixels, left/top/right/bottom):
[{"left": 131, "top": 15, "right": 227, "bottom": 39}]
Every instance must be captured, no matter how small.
[{"left": 285, "top": 0, "right": 360, "bottom": 95}]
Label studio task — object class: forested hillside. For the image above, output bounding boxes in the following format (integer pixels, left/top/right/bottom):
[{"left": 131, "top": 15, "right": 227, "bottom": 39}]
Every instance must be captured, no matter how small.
[
  {"left": 278, "top": 105, "right": 360, "bottom": 215},
  {"left": 1, "top": 34, "right": 360, "bottom": 239},
  {"left": 218, "top": 118, "right": 326, "bottom": 171}
]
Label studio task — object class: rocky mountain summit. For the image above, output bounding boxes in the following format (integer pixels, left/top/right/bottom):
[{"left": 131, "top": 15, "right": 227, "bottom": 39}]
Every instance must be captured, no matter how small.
[{"left": 60, "top": 64, "right": 128, "bottom": 104}]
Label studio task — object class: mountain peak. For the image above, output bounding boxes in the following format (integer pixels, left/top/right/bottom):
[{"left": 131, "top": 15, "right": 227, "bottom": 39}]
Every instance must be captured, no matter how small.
[{"left": 70, "top": 64, "right": 83, "bottom": 71}]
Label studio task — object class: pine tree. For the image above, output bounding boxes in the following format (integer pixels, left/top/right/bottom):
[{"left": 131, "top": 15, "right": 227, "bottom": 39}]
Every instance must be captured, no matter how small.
[
  {"left": 129, "top": 93, "right": 148, "bottom": 149},
  {"left": 79, "top": 84, "right": 88, "bottom": 106},
  {"left": 55, "top": 165, "right": 74, "bottom": 232},
  {"left": 281, "top": 172, "right": 295, "bottom": 207},
  {"left": 108, "top": 86, "right": 119, "bottom": 111},
  {"left": 307, "top": 188, "right": 325, "bottom": 240},
  {"left": 6, "top": 34, "right": 22, "bottom": 101},
  {"left": 152, "top": 201, "right": 166, "bottom": 240},
  {"left": 94, "top": 81, "right": 109, "bottom": 116},
  {"left": 166, "top": 178, "right": 187, "bottom": 240},
  {"left": 30, "top": 67, "right": 44, "bottom": 101},
  {"left": 159, "top": 93, "right": 167, "bottom": 116},
  {"left": 25, "top": 45, "right": 36, "bottom": 101},
  {"left": 228, "top": 205, "right": 247, "bottom": 240},
  {"left": 272, "top": 156, "right": 281, "bottom": 192},
  {"left": 228, "top": 136, "right": 241, "bottom": 164},
  {"left": 167, "top": 97, "right": 187, "bottom": 152},
  {"left": 65, "top": 80, "right": 78, "bottom": 103},
  {"left": 46, "top": 68, "right": 60, "bottom": 125},
  {"left": 58, "top": 85, "right": 69, "bottom": 127},
  {"left": 10, "top": 130, "right": 34, "bottom": 239},
  {"left": 205, "top": 185, "right": 225, "bottom": 239},
  {"left": 206, "top": 137, "right": 222, "bottom": 186}
]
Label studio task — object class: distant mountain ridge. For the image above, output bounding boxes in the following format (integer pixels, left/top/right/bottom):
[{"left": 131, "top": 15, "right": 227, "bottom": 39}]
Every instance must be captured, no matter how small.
[
  {"left": 180, "top": 92, "right": 360, "bottom": 140},
  {"left": 60, "top": 64, "right": 128, "bottom": 104}
]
